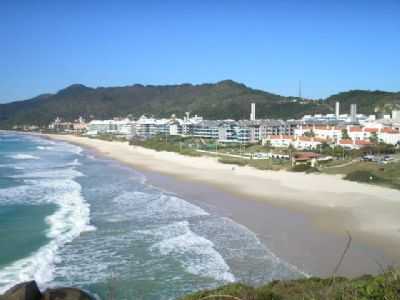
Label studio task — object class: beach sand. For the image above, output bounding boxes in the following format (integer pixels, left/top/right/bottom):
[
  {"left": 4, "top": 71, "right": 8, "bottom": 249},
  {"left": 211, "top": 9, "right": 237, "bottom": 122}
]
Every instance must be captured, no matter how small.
[{"left": 46, "top": 134, "right": 400, "bottom": 277}]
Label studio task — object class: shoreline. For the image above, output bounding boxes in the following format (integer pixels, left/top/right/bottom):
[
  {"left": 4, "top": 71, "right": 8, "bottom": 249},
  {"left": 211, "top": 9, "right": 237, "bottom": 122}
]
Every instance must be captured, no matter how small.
[{"left": 41, "top": 134, "right": 400, "bottom": 276}]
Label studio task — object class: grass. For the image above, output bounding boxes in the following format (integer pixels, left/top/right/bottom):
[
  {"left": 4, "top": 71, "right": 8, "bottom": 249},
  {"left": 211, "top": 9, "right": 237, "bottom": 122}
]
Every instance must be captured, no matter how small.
[
  {"left": 218, "top": 157, "right": 248, "bottom": 166},
  {"left": 180, "top": 268, "right": 400, "bottom": 300},
  {"left": 322, "top": 160, "right": 400, "bottom": 190},
  {"left": 217, "top": 157, "right": 290, "bottom": 171},
  {"left": 248, "top": 159, "right": 290, "bottom": 171},
  {"left": 129, "top": 135, "right": 201, "bottom": 156}
]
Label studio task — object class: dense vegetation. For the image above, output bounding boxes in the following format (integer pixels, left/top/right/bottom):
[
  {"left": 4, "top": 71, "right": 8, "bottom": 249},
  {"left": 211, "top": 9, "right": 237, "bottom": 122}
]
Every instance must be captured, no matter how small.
[
  {"left": 1, "top": 80, "right": 399, "bottom": 128},
  {"left": 0, "top": 80, "right": 302, "bottom": 127},
  {"left": 180, "top": 269, "right": 400, "bottom": 300},
  {"left": 326, "top": 90, "right": 400, "bottom": 115}
]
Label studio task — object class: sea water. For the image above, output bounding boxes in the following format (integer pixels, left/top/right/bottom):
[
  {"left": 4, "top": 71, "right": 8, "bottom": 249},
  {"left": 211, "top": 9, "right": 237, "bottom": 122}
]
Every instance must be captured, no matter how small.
[{"left": 0, "top": 132, "right": 304, "bottom": 300}]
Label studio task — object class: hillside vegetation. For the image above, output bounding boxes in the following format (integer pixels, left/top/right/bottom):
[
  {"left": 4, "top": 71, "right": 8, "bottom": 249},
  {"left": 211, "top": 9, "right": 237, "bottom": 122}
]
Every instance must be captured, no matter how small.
[
  {"left": 181, "top": 269, "right": 400, "bottom": 300},
  {"left": 326, "top": 90, "right": 400, "bottom": 114},
  {"left": 0, "top": 80, "right": 399, "bottom": 128}
]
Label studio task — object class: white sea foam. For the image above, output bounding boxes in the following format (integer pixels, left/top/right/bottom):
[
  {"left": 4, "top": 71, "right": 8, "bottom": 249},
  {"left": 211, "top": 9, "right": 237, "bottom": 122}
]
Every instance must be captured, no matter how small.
[
  {"left": 8, "top": 154, "right": 40, "bottom": 160},
  {"left": 0, "top": 164, "right": 25, "bottom": 170},
  {"left": 147, "top": 221, "right": 235, "bottom": 282},
  {"left": 37, "top": 146, "right": 54, "bottom": 150},
  {"left": 108, "top": 191, "right": 208, "bottom": 222},
  {"left": 0, "top": 168, "right": 94, "bottom": 293},
  {"left": 66, "top": 159, "right": 81, "bottom": 167},
  {"left": 60, "top": 143, "right": 83, "bottom": 155},
  {"left": 12, "top": 168, "right": 84, "bottom": 180}
]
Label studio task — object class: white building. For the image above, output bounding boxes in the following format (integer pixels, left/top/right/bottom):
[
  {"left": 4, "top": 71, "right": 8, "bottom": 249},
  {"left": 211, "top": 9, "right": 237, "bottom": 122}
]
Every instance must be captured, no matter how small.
[
  {"left": 86, "top": 119, "right": 134, "bottom": 136},
  {"left": 263, "top": 135, "right": 326, "bottom": 150},
  {"left": 295, "top": 125, "right": 343, "bottom": 141},
  {"left": 347, "top": 125, "right": 400, "bottom": 145}
]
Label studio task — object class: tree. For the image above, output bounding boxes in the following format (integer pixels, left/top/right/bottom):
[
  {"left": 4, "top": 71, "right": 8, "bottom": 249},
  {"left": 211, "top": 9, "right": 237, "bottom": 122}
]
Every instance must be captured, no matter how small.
[
  {"left": 369, "top": 132, "right": 378, "bottom": 144},
  {"left": 304, "top": 130, "right": 315, "bottom": 137},
  {"left": 341, "top": 129, "right": 350, "bottom": 140}
]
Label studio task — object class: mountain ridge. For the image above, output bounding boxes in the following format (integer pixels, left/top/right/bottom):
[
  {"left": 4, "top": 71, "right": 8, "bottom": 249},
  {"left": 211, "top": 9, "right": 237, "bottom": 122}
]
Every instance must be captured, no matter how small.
[{"left": 1, "top": 80, "right": 399, "bottom": 128}]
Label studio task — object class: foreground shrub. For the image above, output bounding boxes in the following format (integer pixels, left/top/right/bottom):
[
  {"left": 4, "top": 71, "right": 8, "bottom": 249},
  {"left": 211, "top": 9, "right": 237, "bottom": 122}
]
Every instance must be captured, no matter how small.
[
  {"left": 344, "top": 170, "right": 385, "bottom": 184},
  {"left": 180, "top": 269, "right": 400, "bottom": 300},
  {"left": 290, "top": 164, "right": 318, "bottom": 173}
]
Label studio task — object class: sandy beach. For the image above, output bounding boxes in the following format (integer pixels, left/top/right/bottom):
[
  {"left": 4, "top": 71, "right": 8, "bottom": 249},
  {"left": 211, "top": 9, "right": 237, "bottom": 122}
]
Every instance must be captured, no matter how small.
[{"left": 45, "top": 134, "right": 400, "bottom": 276}]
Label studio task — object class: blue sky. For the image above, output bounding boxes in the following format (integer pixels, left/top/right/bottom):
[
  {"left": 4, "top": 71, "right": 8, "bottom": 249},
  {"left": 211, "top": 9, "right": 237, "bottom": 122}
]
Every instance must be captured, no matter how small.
[{"left": 0, "top": 0, "right": 399, "bottom": 103}]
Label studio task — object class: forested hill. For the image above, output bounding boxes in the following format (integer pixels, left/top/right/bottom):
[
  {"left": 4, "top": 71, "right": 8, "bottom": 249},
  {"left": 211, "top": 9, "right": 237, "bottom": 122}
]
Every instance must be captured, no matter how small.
[
  {"left": 326, "top": 90, "right": 400, "bottom": 114},
  {"left": 0, "top": 80, "right": 399, "bottom": 128}
]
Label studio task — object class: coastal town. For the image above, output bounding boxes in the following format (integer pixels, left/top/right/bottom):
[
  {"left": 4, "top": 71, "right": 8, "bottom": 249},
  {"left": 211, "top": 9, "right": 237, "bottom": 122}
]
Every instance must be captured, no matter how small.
[
  {"left": 20, "top": 101, "right": 400, "bottom": 148},
  {"left": 15, "top": 101, "right": 400, "bottom": 165},
  {"left": 3, "top": 1, "right": 400, "bottom": 299}
]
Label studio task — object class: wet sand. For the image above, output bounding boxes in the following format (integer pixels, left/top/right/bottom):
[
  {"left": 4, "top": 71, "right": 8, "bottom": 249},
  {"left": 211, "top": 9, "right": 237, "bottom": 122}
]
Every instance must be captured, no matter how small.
[{"left": 143, "top": 170, "right": 394, "bottom": 278}]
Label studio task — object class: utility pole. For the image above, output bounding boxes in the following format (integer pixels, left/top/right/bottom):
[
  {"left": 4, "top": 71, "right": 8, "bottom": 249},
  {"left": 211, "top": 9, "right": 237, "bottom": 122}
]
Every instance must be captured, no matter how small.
[{"left": 298, "top": 80, "right": 302, "bottom": 100}]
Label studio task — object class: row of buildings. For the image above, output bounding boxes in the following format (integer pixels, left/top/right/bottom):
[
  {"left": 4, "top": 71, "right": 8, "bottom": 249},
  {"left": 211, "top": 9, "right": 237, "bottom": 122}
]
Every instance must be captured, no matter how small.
[
  {"left": 48, "top": 102, "right": 400, "bottom": 150},
  {"left": 83, "top": 115, "right": 299, "bottom": 144}
]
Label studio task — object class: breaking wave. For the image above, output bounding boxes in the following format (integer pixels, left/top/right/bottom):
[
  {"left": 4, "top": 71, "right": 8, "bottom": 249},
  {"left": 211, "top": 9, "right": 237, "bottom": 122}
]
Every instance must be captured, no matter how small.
[
  {"left": 8, "top": 154, "right": 40, "bottom": 160},
  {"left": 0, "top": 162, "right": 94, "bottom": 293},
  {"left": 146, "top": 221, "right": 235, "bottom": 282}
]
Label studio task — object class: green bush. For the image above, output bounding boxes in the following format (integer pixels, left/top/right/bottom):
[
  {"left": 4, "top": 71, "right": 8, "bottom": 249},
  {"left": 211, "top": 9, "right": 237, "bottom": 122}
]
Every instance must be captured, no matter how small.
[
  {"left": 218, "top": 157, "right": 248, "bottom": 166},
  {"left": 291, "top": 164, "right": 320, "bottom": 173},
  {"left": 344, "top": 170, "right": 385, "bottom": 184}
]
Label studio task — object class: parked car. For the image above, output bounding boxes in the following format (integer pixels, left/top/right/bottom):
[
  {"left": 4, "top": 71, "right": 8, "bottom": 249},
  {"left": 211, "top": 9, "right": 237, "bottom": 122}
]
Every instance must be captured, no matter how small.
[{"left": 361, "top": 155, "right": 375, "bottom": 162}]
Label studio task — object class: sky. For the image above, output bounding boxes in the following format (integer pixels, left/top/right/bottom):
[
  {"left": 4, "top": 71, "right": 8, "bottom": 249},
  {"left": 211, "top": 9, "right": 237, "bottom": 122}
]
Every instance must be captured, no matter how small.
[{"left": 0, "top": 0, "right": 399, "bottom": 103}]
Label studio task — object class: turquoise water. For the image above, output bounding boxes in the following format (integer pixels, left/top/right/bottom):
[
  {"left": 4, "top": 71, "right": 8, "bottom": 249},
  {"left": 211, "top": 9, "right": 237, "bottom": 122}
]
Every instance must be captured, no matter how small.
[
  {"left": 0, "top": 132, "right": 304, "bottom": 300},
  {"left": 0, "top": 204, "right": 55, "bottom": 267}
]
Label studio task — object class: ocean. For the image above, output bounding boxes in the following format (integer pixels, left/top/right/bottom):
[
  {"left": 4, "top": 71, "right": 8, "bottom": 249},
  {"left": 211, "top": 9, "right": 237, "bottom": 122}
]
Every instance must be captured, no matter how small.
[{"left": 0, "top": 132, "right": 304, "bottom": 300}]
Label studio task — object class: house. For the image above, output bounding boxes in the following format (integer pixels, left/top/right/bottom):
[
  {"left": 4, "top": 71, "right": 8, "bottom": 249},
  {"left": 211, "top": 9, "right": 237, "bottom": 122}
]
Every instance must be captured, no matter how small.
[
  {"left": 263, "top": 135, "right": 327, "bottom": 150},
  {"left": 292, "top": 152, "right": 321, "bottom": 167},
  {"left": 337, "top": 139, "right": 373, "bottom": 150}
]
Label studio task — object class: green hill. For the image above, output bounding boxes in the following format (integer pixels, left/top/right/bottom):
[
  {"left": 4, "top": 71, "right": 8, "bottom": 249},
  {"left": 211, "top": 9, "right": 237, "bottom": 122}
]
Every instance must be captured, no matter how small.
[
  {"left": 0, "top": 80, "right": 398, "bottom": 128},
  {"left": 326, "top": 90, "right": 400, "bottom": 115},
  {"left": 0, "top": 80, "right": 327, "bottom": 128}
]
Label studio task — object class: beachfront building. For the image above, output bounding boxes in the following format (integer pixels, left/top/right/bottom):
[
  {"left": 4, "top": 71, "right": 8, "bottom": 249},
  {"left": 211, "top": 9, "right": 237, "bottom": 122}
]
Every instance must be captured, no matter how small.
[
  {"left": 379, "top": 128, "right": 400, "bottom": 145},
  {"left": 190, "top": 119, "right": 299, "bottom": 144},
  {"left": 291, "top": 152, "right": 321, "bottom": 167},
  {"left": 337, "top": 139, "right": 374, "bottom": 150},
  {"left": 217, "top": 121, "right": 253, "bottom": 143},
  {"left": 259, "top": 120, "right": 298, "bottom": 138},
  {"left": 86, "top": 118, "right": 134, "bottom": 136},
  {"left": 134, "top": 116, "right": 158, "bottom": 138},
  {"left": 87, "top": 120, "right": 113, "bottom": 135},
  {"left": 134, "top": 116, "right": 176, "bottom": 139},
  {"left": 294, "top": 123, "right": 400, "bottom": 146},
  {"left": 263, "top": 135, "right": 326, "bottom": 150},
  {"left": 295, "top": 125, "right": 343, "bottom": 141},
  {"left": 174, "top": 114, "right": 203, "bottom": 136},
  {"left": 72, "top": 122, "right": 87, "bottom": 134},
  {"left": 347, "top": 126, "right": 400, "bottom": 145},
  {"left": 169, "top": 121, "right": 182, "bottom": 136},
  {"left": 263, "top": 135, "right": 293, "bottom": 148},
  {"left": 49, "top": 116, "right": 87, "bottom": 134},
  {"left": 48, "top": 117, "right": 73, "bottom": 132},
  {"left": 192, "top": 120, "right": 220, "bottom": 139}
]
